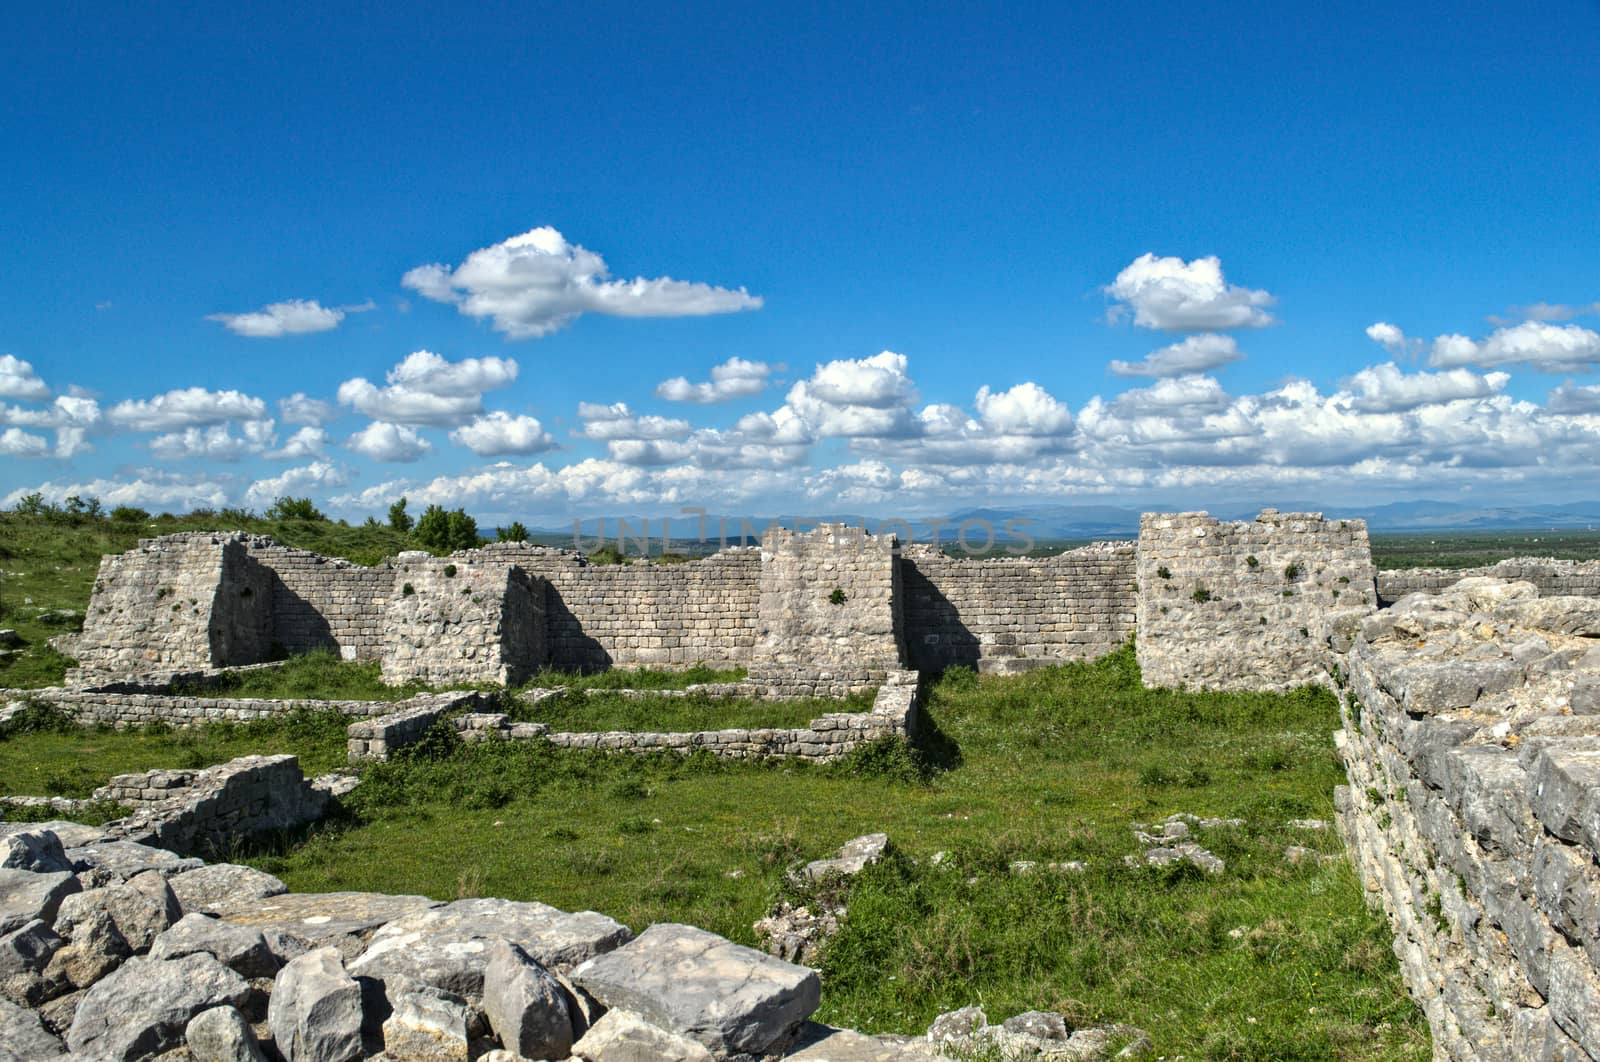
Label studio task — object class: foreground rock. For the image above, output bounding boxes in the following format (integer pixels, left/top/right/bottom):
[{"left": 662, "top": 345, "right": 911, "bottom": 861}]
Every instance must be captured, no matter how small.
[
  {"left": 185, "top": 1004, "right": 268, "bottom": 1062},
  {"left": 482, "top": 937, "right": 573, "bottom": 1060},
  {"left": 572, "top": 922, "right": 820, "bottom": 1057},
  {"left": 570, "top": 1007, "right": 713, "bottom": 1062},
  {"left": 168, "top": 863, "right": 288, "bottom": 915},
  {"left": 268, "top": 947, "right": 364, "bottom": 1062},
  {"left": 0, "top": 996, "right": 66, "bottom": 1060},
  {"left": 0, "top": 867, "right": 80, "bottom": 936},
  {"left": 926, "top": 1005, "right": 1152, "bottom": 1060},
  {"left": 217, "top": 891, "right": 441, "bottom": 962},
  {"left": 379, "top": 975, "right": 473, "bottom": 1062},
  {"left": 787, "top": 1022, "right": 939, "bottom": 1060},
  {"left": 798, "top": 832, "right": 889, "bottom": 882},
  {"left": 151, "top": 912, "right": 278, "bottom": 978},
  {"left": 66, "top": 952, "right": 251, "bottom": 1060}
]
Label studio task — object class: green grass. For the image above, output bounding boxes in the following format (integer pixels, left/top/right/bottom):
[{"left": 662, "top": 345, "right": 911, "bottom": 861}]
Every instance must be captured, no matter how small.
[
  {"left": 0, "top": 702, "right": 351, "bottom": 800},
  {"left": 240, "top": 648, "right": 1426, "bottom": 1058},
  {"left": 518, "top": 664, "right": 748, "bottom": 691},
  {"left": 517, "top": 689, "right": 871, "bottom": 732},
  {"left": 175, "top": 650, "right": 438, "bottom": 701}
]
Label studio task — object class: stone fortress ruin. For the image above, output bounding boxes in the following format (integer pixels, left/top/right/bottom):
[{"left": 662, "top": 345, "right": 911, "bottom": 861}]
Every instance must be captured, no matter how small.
[{"left": 6, "top": 511, "right": 1600, "bottom": 1059}]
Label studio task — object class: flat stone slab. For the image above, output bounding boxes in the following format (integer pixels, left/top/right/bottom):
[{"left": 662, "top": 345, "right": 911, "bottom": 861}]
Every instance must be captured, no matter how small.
[
  {"left": 168, "top": 863, "right": 288, "bottom": 916},
  {"left": 571, "top": 922, "right": 820, "bottom": 1056},
  {"left": 800, "top": 833, "right": 889, "bottom": 882},
  {"left": 65, "top": 841, "right": 204, "bottom": 881},
  {"left": 787, "top": 1022, "right": 941, "bottom": 1060},
  {"left": 0, "top": 821, "right": 111, "bottom": 849},
  {"left": 0, "top": 868, "right": 81, "bottom": 936},
  {"left": 352, "top": 896, "right": 632, "bottom": 986},
  {"left": 217, "top": 891, "right": 441, "bottom": 961}
]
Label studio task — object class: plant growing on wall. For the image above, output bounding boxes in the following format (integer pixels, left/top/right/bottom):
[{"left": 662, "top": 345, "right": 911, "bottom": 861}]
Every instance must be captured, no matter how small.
[
  {"left": 1191, "top": 586, "right": 1212, "bottom": 603},
  {"left": 829, "top": 587, "right": 848, "bottom": 605},
  {"left": 1246, "top": 555, "right": 1259, "bottom": 568},
  {"left": 1157, "top": 566, "right": 1171, "bottom": 580},
  {"left": 1284, "top": 561, "right": 1302, "bottom": 580}
]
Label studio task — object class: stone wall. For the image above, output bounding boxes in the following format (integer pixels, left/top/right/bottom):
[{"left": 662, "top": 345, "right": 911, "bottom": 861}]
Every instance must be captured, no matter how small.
[
  {"left": 243, "top": 539, "right": 394, "bottom": 660},
  {"left": 1330, "top": 579, "right": 1600, "bottom": 1059},
  {"left": 100, "top": 754, "right": 332, "bottom": 856},
  {"left": 474, "top": 543, "right": 763, "bottom": 670},
  {"left": 383, "top": 673, "right": 921, "bottom": 764},
  {"left": 899, "top": 543, "right": 1136, "bottom": 672},
  {"left": 1135, "top": 510, "right": 1377, "bottom": 691},
  {"left": 380, "top": 552, "right": 547, "bottom": 686},
  {"left": 754, "top": 525, "right": 904, "bottom": 671},
  {"left": 73, "top": 532, "right": 274, "bottom": 678},
  {"left": 5, "top": 687, "right": 483, "bottom": 729},
  {"left": 1377, "top": 557, "right": 1600, "bottom": 606}
]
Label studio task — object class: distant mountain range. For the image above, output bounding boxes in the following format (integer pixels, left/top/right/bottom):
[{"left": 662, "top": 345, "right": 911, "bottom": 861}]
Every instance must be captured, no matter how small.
[{"left": 537, "top": 500, "right": 1600, "bottom": 546}]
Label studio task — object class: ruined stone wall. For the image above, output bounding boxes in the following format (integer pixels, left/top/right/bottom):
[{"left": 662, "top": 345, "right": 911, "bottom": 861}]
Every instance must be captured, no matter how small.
[
  {"left": 475, "top": 543, "right": 763, "bottom": 670},
  {"left": 1378, "top": 558, "right": 1600, "bottom": 606},
  {"left": 1331, "top": 580, "right": 1600, "bottom": 1060},
  {"left": 380, "top": 552, "right": 546, "bottom": 686},
  {"left": 754, "top": 526, "right": 903, "bottom": 670},
  {"left": 8, "top": 688, "right": 480, "bottom": 729},
  {"left": 242, "top": 540, "right": 393, "bottom": 660},
  {"left": 74, "top": 532, "right": 273, "bottom": 677},
  {"left": 900, "top": 543, "right": 1136, "bottom": 672},
  {"left": 102, "top": 754, "right": 331, "bottom": 856},
  {"left": 1135, "top": 510, "right": 1377, "bottom": 691}
]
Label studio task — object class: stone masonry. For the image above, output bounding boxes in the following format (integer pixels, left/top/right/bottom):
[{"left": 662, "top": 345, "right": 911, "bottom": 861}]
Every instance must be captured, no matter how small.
[
  {"left": 1136, "top": 510, "right": 1377, "bottom": 691},
  {"left": 73, "top": 532, "right": 273, "bottom": 679},
  {"left": 379, "top": 551, "right": 547, "bottom": 687},
  {"left": 753, "top": 525, "right": 904, "bottom": 672},
  {"left": 1330, "top": 578, "right": 1600, "bottom": 1059}
]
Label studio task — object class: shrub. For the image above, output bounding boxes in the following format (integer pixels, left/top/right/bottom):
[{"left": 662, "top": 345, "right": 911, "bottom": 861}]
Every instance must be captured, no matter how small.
[
  {"left": 497, "top": 521, "right": 530, "bottom": 543},
  {"left": 110, "top": 505, "right": 150, "bottom": 523},
  {"left": 1156, "top": 566, "right": 1171, "bottom": 580},
  {"left": 829, "top": 587, "right": 848, "bottom": 605},
  {"left": 415, "top": 504, "right": 480, "bottom": 553},
  {"left": 1191, "top": 586, "right": 1213, "bottom": 603},
  {"left": 1246, "top": 555, "right": 1259, "bottom": 568},
  {"left": 388, "top": 497, "right": 414, "bottom": 533},
  {"left": 265, "top": 496, "right": 326, "bottom": 522},
  {"left": 1284, "top": 561, "right": 1302, "bottom": 580}
]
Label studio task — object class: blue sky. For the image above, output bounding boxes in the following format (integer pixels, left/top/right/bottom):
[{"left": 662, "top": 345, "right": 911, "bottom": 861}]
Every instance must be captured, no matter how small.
[{"left": 4, "top": 2, "right": 1599, "bottom": 524}]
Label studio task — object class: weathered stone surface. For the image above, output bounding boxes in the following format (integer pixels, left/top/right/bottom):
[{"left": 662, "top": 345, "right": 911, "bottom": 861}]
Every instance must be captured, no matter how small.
[
  {"left": 927, "top": 1005, "right": 987, "bottom": 1045},
  {"left": 379, "top": 974, "right": 472, "bottom": 1062},
  {"left": 0, "top": 995, "right": 66, "bottom": 1060},
  {"left": 268, "top": 947, "right": 364, "bottom": 1062},
  {"left": 151, "top": 912, "right": 278, "bottom": 978},
  {"left": 56, "top": 870, "right": 181, "bottom": 953},
  {"left": 42, "top": 904, "right": 129, "bottom": 991},
  {"left": 186, "top": 1003, "right": 268, "bottom": 1062},
  {"left": 351, "top": 896, "right": 631, "bottom": 991},
  {"left": 0, "top": 867, "right": 79, "bottom": 936},
  {"left": 65, "top": 840, "right": 203, "bottom": 882},
  {"left": 217, "top": 891, "right": 441, "bottom": 962},
  {"left": 168, "top": 863, "right": 288, "bottom": 916},
  {"left": 570, "top": 1007, "right": 714, "bottom": 1062},
  {"left": 799, "top": 832, "right": 889, "bottom": 882},
  {"left": 788, "top": 1022, "right": 940, "bottom": 1060},
  {"left": 66, "top": 952, "right": 250, "bottom": 1060},
  {"left": 0, "top": 917, "right": 63, "bottom": 1006},
  {"left": 571, "top": 922, "right": 820, "bottom": 1056},
  {"left": 0, "top": 820, "right": 111, "bottom": 849},
  {"left": 1, "top": 829, "right": 71, "bottom": 874},
  {"left": 482, "top": 937, "right": 573, "bottom": 1061}
]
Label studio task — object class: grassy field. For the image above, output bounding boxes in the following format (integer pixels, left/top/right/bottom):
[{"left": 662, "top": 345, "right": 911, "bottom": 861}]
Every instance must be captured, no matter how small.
[
  {"left": 231, "top": 648, "right": 1426, "bottom": 1059},
  {"left": 0, "top": 703, "right": 350, "bottom": 801}
]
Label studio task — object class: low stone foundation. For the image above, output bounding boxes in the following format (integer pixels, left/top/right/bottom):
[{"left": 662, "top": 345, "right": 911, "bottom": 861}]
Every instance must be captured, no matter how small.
[
  {"left": 352, "top": 673, "right": 920, "bottom": 764},
  {"left": 1, "top": 687, "right": 487, "bottom": 730}
]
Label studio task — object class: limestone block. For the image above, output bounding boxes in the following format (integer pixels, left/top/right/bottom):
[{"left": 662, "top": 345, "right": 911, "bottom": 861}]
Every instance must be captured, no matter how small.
[
  {"left": 66, "top": 953, "right": 250, "bottom": 1061},
  {"left": 268, "top": 947, "right": 364, "bottom": 1062}
]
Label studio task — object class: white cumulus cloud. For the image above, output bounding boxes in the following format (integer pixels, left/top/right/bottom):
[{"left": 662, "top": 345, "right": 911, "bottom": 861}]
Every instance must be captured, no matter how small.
[
  {"left": 3, "top": 394, "right": 101, "bottom": 457},
  {"left": 1344, "top": 363, "right": 1509, "bottom": 413},
  {"left": 5, "top": 472, "right": 232, "bottom": 511},
  {"left": 577, "top": 402, "right": 693, "bottom": 441},
  {"left": 655, "top": 357, "right": 771, "bottom": 403},
  {"left": 402, "top": 226, "right": 763, "bottom": 339},
  {"left": 0, "top": 355, "right": 50, "bottom": 400},
  {"left": 206, "top": 299, "right": 370, "bottom": 337},
  {"left": 268, "top": 426, "right": 329, "bottom": 460},
  {"left": 245, "top": 461, "right": 352, "bottom": 504},
  {"left": 337, "top": 350, "right": 518, "bottom": 426},
  {"left": 280, "top": 393, "right": 337, "bottom": 425},
  {"left": 1109, "top": 334, "right": 1244, "bottom": 377},
  {"left": 1429, "top": 321, "right": 1600, "bottom": 373},
  {"left": 108, "top": 388, "right": 267, "bottom": 432},
  {"left": 148, "top": 420, "right": 277, "bottom": 462},
  {"left": 450, "top": 412, "right": 558, "bottom": 456},
  {"left": 1549, "top": 382, "right": 1600, "bottom": 415},
  {"left": 1105, "top": 254, "right": 1276, "bottom": 331},
  {"left": 347, "top": 421, "right": 432, "bottom": 462},
  {"left": 0, "top": 427, "right": 50, "bottom": 457},
  {"left": 974, "top": 383, "right": 1073, "bottom": 435}
]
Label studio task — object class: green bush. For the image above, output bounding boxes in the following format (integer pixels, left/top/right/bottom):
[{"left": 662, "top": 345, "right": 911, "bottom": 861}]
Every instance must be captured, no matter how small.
[
  {"left": 265, "top": 496, "right": 327, "bottom": 522},
  {"left": 415, "top": 504, "right": 480, "bottom": 553}
]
